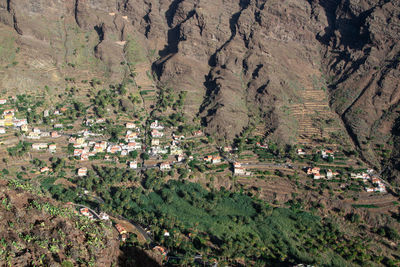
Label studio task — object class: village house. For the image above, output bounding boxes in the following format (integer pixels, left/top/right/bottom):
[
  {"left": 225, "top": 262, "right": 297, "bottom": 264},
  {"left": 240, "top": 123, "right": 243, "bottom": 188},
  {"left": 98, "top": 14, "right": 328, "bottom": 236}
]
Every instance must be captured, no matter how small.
[
  {"left": 33, "top": 128, "right": 41, "bottom": 134},
  {"left": 160, "top": 162, "right": 171, "bottom": 171},
  {"left": 81, "top": 154, "right": 89, "bottom": 161},
  {"left": 126, "top": 122, "right": 135, "bottom": 129},
  {"left": 99, "top": 212, "right": 109, "bottom": 220},
  {"left": 153, "top": 246, "right": 168, "bottom": 257},
  {"left": 43, "top": 110, "right": 49, "bottom": 117},
  {"left": 0, "top": 120, "right": 4, "bottom": 127},
  {"left": 4, "top": 116, "right": 13, "bottom": 126},
  {"left": 115, "top": 224, "right": 127, "bottom": 235},
  {"left": 76, "top": 137, "right": 86, "bottom": 145},
  {"left": 297, "top": 149, "right": 306, "bottom": 155},
  {"left": 151, "top": 129, "right": 164, "bottom": 138},
  {"left": 48, "top": 144, "right": 57, "bottom": 152},
  {"left": 172, "top": 133, "right": 185, "bottom": 140},
  {"left": 204, "top": 155, "right": 213, "bottom": 162},
  {"left": 13, "top": 119, "right": 27, "bottom": 127},
  {"left": 80, "top": 208, "right": 93, "bottom": 219},
  {"left": 256, "top": 143, "right": 269, "bottom": 149},
  {"left": 0, "top": 99, "right": 7, "bottom": 105},
  {"left": 74, "top": 142, "right": 88, "bottom": 148},
  {"left": 234, "top": 162, "right": 245, "bottom": 176},
  {"left": 150, "top": 146, "right": 168, "bottom": 155},
  {"left": 212, "top": 156, "right": 222, "bottom": 164},
  {"left": 125, "top": 142, "right": 141, "bottom": 151},
  {"left": 193, "top": 130, "right": 203, "bottom": 136},
  {"left": 40, "top": 132, "right": 50, "bottom": 137},
  {"left": 51, "top": 131, "right": 60, "bottom": 138},
  {"left": 129, "top": 161, "right": 138, "bottom": 169},
  {"left": 307, "top": 167, "right": 320, "bottom": 175},
  {"left": 78, "top": 167, "right": 88, "bottom": 177},
  {"left": 176, "top": 154, "right": 184, "bottom": 162},
  {"left": 121, "top": 150, "right": 128, "bottom": 156},
  {"left": 170, "top": 145, "right": 183, "bottom": 156},
  {"left": 40, "top": 167, "right": 50, "bottom": 173},
  {"left": 32, "top": 143, "right": 48, "bottom": 150},
  {"left": 306, "top": 167, "right": 323, "bottom": 179},
  {"left": 21, "top": 124, "right": 28, "bottom": 132},
  {"left": 125, "top": 131, "right": 138, "bottom": 142},
  {"left": 107, "top": 145, "right": 122, "bottom": 154},
  {"left": 74, "top": 149, "right": 83, "bottom": 157},
  {"left": 93, "top": 144, "right": 104, "bottom": 153},
  {"left": 150, "top": 120, "right": 164, "bottom": 130},
  {"left": 351, "top": 172, "right": 370, "bottom": 180},
  {"left": 151, "top": 139, "right": 160, "bottom": 146},
  {"left": 53, "top": 123, "right": 63, "bottom": 129},
  {"left": 3, "top": 109, "right": 16, "bottom": 116},
  {"left": 321, "top": 149, "right": 335, "bottom": 159},
  {"left": 0, "top": 128, "right": 5, "bottom": 134},
  {"left": 27, "top": 131, "right": 41, "bottom": 139},
  {"left": 223, "top": 146, "right": 233, "bottom": 153}
]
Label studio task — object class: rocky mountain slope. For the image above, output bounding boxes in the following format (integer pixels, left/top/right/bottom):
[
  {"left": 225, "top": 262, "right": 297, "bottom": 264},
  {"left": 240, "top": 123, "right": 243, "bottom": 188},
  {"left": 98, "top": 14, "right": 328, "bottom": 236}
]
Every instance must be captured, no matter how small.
[{"left": 0, "top": 0, "right": 399, "bottom": 180}]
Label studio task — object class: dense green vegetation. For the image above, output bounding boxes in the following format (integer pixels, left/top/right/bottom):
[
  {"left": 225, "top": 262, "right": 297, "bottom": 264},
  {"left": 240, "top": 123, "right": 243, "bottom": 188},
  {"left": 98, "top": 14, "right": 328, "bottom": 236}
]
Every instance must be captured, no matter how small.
[{"left": 41, "top": 166, "right": 391, "bottom": 266}]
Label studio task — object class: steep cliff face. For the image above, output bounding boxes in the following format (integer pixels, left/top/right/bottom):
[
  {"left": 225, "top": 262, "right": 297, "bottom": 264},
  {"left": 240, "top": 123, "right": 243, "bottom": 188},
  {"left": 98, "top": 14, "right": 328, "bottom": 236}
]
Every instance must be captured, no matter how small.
[
  {"left": 315, "top": 0, "right": 400, "bottom": 179},
  {"left": 0, "top": 0, "right": 399, "bottom": 178}
]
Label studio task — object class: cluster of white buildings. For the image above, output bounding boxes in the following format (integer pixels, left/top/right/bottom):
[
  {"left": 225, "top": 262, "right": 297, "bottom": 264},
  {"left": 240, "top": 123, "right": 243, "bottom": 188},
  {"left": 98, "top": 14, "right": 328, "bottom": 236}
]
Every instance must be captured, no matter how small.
[
  {"left": 233, "top": 162, "right": 251, "bottom": 176},
  {"left": 32, "top": 143, "right": 57, "bottom": 152},
  {"left": 151, "top": 120, "right": 164, "bottom": 138},
  {"left": 204, "top": 155, "right": 222, "bottom": 164},
  {"left": 351, "top": 169, "right": 386, "bottom": 193},
  {"left": 306, "top": 167, "right": 339, "bottom": 179}
]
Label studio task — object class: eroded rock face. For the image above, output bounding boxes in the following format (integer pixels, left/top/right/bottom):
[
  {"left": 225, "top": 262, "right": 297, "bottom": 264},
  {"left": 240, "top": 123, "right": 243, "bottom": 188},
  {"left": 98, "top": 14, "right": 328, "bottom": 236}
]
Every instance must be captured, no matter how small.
[
  {"left": 317, "top": 0, "right": 400, "bottom": 179},
  {"left": 0, "top": 0, "right": 399, "bottom": 179}
]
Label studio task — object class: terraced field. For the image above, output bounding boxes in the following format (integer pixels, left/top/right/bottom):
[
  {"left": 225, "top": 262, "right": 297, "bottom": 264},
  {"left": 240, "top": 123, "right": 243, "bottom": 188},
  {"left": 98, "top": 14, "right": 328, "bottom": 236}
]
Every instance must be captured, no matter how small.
[{"left": 291, "top": 88, "right": 341, "bottom": 145}]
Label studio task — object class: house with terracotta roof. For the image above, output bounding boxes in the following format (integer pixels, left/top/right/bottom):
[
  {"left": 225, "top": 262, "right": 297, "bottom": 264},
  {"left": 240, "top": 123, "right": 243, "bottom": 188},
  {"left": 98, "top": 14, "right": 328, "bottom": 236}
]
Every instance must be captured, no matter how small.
[
  {"left": 74, "top": 149, "right": 83, "bottom": 157},
  {"left": 115, "top": 224, "right": 127, "bottom": 235},
  {"left": 78, "top": 167, "right": 88, "bottom": 177},
  {"left": 307, "top": 167, "right": 320, "bottom": 175},
  {"left": 204, "top": 155, "right": 213, "bottom": 162},
  {"left": 51, "top": 131, "right": 60, "bottom": 138},
  {"left": 107, "top": 145, "right": 122, "bottom": 154},
  {"left": 80, "top": 208, "right": 90, "bottom": 217},
  {"left": 48, "top": 144, "right": 57, "bottom": 152},
  {"left": 151, "top": 129, "right": 164, "bottom": 138},
  {"left": 193, "top": 130, "right": 203, "bottom": 136},
  {"left": 212, "top": 156, "right": 222, "bottom": 164},
  {"left": 81, "top": 154, "right": 89, "bottom": 161}
]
